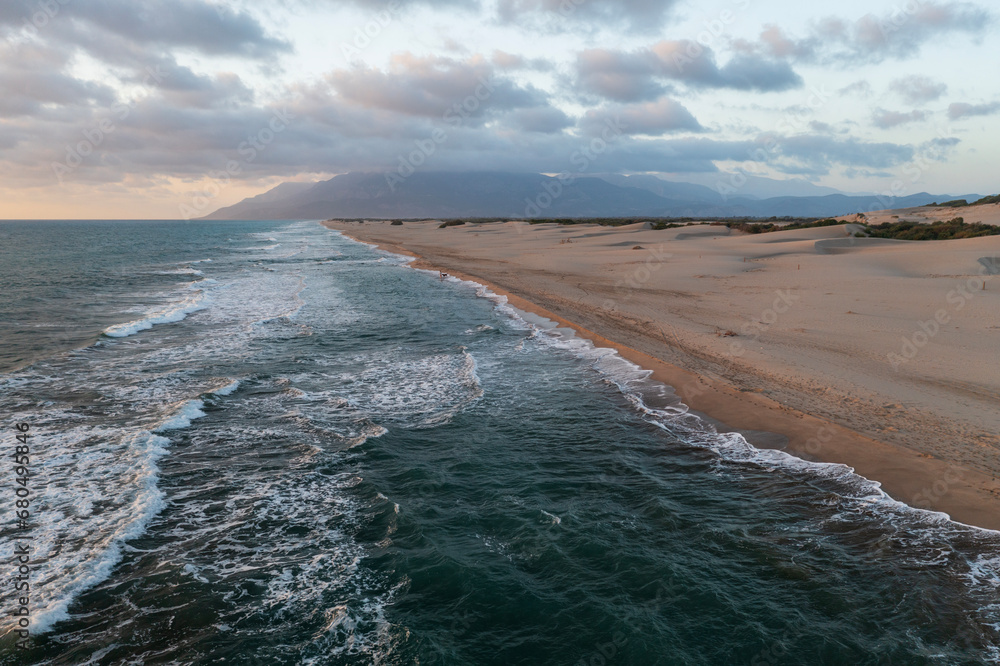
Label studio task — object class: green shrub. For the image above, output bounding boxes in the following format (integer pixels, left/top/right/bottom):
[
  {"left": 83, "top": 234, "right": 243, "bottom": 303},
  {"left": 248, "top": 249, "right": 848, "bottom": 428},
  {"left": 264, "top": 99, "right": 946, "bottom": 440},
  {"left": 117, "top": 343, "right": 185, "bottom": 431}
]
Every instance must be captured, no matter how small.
[{"left": 860, "top": 218, "right": 999, "bottom": 240}]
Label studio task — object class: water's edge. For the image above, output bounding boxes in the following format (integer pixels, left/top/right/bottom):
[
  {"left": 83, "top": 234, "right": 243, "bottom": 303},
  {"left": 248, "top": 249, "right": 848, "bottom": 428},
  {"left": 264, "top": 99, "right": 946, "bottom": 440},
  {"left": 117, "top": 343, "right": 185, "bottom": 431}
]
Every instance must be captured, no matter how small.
[{"left": 325, "top": 223, "right": 1000, "bottom": 537}]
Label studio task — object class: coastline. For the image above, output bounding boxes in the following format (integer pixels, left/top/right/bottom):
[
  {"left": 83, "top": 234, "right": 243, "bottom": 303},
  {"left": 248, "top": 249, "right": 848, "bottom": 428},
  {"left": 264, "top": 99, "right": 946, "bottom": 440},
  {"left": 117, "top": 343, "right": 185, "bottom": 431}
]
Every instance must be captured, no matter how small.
[{"left": 322, "top": 220, "right": 1000, "bottom": 531}]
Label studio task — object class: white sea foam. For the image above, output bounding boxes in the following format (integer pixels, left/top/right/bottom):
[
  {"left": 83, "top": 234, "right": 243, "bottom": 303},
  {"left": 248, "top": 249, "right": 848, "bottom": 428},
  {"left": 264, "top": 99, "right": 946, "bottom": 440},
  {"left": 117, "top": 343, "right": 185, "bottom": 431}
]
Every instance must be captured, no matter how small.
[
  {"left": 338, "top": 348, "right": 483, "bottom": 428},
  {"left": 103, "top": 289, "right": 209, "bottom": 338},
  {"left": 25, "top": 389, "right": 225, "bottom": 635},
  {"left": 155, "top": 399, "right": 207, "bottom": 432},
  {"left": 212, "top": 379, "right": 241, "bottom": 396},
  {"left": 20, "top": 427, "right": 172, "bottom": 634},
  {"left": 540, "top": 509, "right": 562, "bottom": 525},
  {"left": 158, "top": 267, "right": 204, "bottom": 277}
]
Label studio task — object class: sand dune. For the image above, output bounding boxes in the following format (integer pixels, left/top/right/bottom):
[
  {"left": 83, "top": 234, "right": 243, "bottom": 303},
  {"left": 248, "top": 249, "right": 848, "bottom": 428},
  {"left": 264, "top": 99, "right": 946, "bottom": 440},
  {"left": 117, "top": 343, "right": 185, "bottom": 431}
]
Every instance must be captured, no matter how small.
[
  {"left": 848, "top": 201, "right": 1000, "bottom": 226},
  {"left": 324, "top": 217, "right": 1000, "bottom": 529}
]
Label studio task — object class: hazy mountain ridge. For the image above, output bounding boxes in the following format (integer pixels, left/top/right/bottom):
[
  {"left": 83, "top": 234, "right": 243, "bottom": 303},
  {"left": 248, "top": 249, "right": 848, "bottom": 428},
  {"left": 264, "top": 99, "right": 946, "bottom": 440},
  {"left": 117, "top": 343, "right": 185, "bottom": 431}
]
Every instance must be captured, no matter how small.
[{"left": 201, "top": 172, "right": 980, "bottom": 220}]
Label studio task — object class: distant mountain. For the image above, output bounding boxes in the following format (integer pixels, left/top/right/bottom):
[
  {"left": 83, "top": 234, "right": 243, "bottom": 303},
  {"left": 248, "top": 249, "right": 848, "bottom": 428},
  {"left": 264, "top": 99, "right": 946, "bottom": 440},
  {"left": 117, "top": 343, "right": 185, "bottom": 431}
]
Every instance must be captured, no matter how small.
[
  {"left": 596, "top": 174, "right": 727, "bottom": 204},
  {"left": 248, "top": 181, "right": 316, "bottom": 204},
  {"left": 200, "top": 171, "right": 970, "bottom": 220},
  {"left": 659, "top": 173, "right": 856, "bottom": 199}
]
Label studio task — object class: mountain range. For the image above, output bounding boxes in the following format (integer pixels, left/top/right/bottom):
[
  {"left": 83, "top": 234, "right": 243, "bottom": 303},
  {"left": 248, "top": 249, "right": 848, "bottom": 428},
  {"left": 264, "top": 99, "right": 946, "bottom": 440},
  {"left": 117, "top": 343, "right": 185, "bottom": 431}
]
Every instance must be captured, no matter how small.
[{"left": 200, "top": 172, "right": 982, "bottom": 220}]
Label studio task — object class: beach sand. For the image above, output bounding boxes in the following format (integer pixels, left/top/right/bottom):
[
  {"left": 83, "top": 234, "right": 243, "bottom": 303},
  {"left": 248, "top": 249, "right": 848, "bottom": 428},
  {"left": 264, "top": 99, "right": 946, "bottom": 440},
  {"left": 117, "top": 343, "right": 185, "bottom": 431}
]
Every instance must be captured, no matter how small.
[
  {"left": 843, "top": 201, "right": 1000, "bottom": 227},
  {"left": 323, "top": 217, "right": 1000, "bottom": 530}
]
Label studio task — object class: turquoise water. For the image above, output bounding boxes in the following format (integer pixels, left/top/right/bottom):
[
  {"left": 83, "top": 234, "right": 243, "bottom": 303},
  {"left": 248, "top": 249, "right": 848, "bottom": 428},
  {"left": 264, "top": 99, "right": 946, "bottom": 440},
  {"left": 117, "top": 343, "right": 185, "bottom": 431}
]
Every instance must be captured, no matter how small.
[{"left": 0, "top": 220, "right": 998, "bottom": 665}]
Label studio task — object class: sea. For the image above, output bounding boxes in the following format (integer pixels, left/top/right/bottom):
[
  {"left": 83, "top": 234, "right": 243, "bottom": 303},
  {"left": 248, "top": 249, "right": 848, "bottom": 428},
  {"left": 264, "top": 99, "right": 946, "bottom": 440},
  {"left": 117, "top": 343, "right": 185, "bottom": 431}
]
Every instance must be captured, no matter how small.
[{"left": 0, "top": 219, "right": 998, "bottom": 665}]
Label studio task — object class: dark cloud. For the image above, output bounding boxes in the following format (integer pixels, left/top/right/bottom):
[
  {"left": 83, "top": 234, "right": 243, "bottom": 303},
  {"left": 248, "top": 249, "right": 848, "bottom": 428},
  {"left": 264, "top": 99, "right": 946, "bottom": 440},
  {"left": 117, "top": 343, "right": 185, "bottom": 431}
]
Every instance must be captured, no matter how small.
[
  {"left": 872, "top": 109, "right": 929, "bottom": 129},
  {"left": 580, "top": 98, "right": 703, "bottom": 136},
  {"left": 492, "top": 50, "right": 552, "bottom": 71},
  {"left": 0, "top": 42, "right": 116, "bottom": 119},
  {"left": 575, "top": 41, "right": 802, "bottom": 102},
  {"left": 327, "top": 54, "right": 547, "bottom": 121},
  {"left": 948, "top": 101, "right": 1000, "bottom": 119},
  {"left": 496, "top": 0, "right": 680, "bottom": 32},
  {"left": 839, "top": 81, "right": 873, "bottom": 97},
  {"left": 890, "top": 76, "right": 948, "bottom": 104},
  {"left": 1, "top": 0, "right": 290, "bottom": 58},
  {"left": 920, "top": 136, "right": 961, "bottom": 161},
  {"left": 506, "top": 107, "right": 574, "bottom": 133},
  {"left": 651, "top": 40, "right": 803, "bottom": 91},
  {"left": 575, "top": 49, "right": 663, "bottom": 102},
  {"left": 756, "top": 133, "right": 915, "bottom": 175},
  {"left": 732, "top": 3, "right": 990, "bottom": 65}
]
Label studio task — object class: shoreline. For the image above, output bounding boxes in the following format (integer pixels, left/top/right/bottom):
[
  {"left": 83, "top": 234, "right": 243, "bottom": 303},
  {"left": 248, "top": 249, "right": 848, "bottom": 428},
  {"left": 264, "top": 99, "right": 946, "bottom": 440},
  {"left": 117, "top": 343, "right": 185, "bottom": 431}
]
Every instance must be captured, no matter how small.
[{"left": 323, "top": 220, "right": 1000, "bottom": 532}]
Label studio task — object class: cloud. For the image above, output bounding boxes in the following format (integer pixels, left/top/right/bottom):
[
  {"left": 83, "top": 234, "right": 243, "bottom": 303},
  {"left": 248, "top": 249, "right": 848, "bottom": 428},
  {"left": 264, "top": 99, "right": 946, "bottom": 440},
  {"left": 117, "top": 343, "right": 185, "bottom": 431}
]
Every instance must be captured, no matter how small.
[
  {"left": 491, "top": 50, "right": 552, "bottom": 71},
  {"left": 754, "top": 133, "right": 915, "bottom": 175},
  {"left": 652, "top": 41, "right": 803, "bottom": 91},
  {"left": 327, "top": 54, "right": 547, "bottom": 120},
  {"left": 580, "top": 98, "right": 703, "bottom": 136},
  {"left": 839, "top": 80, "right": 873, "bottom": 97},
  {"left": 0, "top": 0, "right": 987, "bottom": 210},
  {"left": 890, "top": 76, "right": 948, "bottom": 104},
  {"left": 839, "top": 2, "right": 989, "bottom": 60},
  {"left": 0, "top": 42, "right": 116, "bottom": 119},
  {"left": 920, "top": 136, "right": 961, "bottom": 161},
  {"left": 496, "top": 0, "right": 680, "bottom": 32},
  {"left": 574, "top": 49, "right": 663, "bottom": 102},
  {"left": 575, "top": 41, "right": 802, "bottom": 101},
  {"left": 872, "top": 109, "right": 929, "bottom": 129},
  {"left": 733, "top": 3, "right": 991, "bottom": 65},
  {"left": 0, "top": 0, "right": 291, "bottom": 58},
  {"left": 948, "top": 101, "right": 1000, "bottom": 119},
  {"left": 505, "top": 107, "right": 574, "bottom": 133}
]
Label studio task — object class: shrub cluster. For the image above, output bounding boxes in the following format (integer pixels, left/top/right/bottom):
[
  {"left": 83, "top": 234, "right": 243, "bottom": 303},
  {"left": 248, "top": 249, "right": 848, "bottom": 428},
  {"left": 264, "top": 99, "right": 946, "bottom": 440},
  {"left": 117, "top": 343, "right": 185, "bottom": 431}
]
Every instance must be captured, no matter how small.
[{"left": 863, "top": 218, "right": 1000, "bottom": 240}]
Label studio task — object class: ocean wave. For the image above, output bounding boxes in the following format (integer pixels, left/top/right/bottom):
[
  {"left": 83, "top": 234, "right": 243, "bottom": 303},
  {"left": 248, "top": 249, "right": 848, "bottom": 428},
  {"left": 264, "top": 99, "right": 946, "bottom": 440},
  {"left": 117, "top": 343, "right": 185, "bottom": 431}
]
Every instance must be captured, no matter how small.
[
  {"left": 154, "top": 399, "right": 207, "bottom": 432},
  {"left": 13, "top": 427, "right": 172, "bottom": 635},
  {"left": 103, "top": 289, "right": 209, "bottom": 339},
  {"left": 157, "top": 267, "right": 204, "bottom": 277},
  {"left": 345, "top": 348, "right": 484, "bottom": 429},
  {"left": 27, "top": 392, "right": 221, "bottom": 635},
  {"left": 211, "top": 379, "right": 241, "bottom": 397}
]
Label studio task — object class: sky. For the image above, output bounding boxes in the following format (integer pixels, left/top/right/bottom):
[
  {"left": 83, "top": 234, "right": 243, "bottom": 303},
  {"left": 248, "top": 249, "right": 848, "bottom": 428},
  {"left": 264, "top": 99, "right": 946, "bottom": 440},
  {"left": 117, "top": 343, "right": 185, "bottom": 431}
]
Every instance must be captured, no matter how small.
[{"left": 0, "top": 0, "right": 997, "bottom": 219}]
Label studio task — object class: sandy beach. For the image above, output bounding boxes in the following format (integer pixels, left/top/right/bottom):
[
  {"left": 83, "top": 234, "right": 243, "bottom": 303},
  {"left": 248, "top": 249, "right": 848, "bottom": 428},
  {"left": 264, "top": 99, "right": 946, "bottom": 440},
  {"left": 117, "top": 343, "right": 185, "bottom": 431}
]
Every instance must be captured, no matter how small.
[{"left": 324, "top": 216, "right": 1000, "bottom": 530}]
